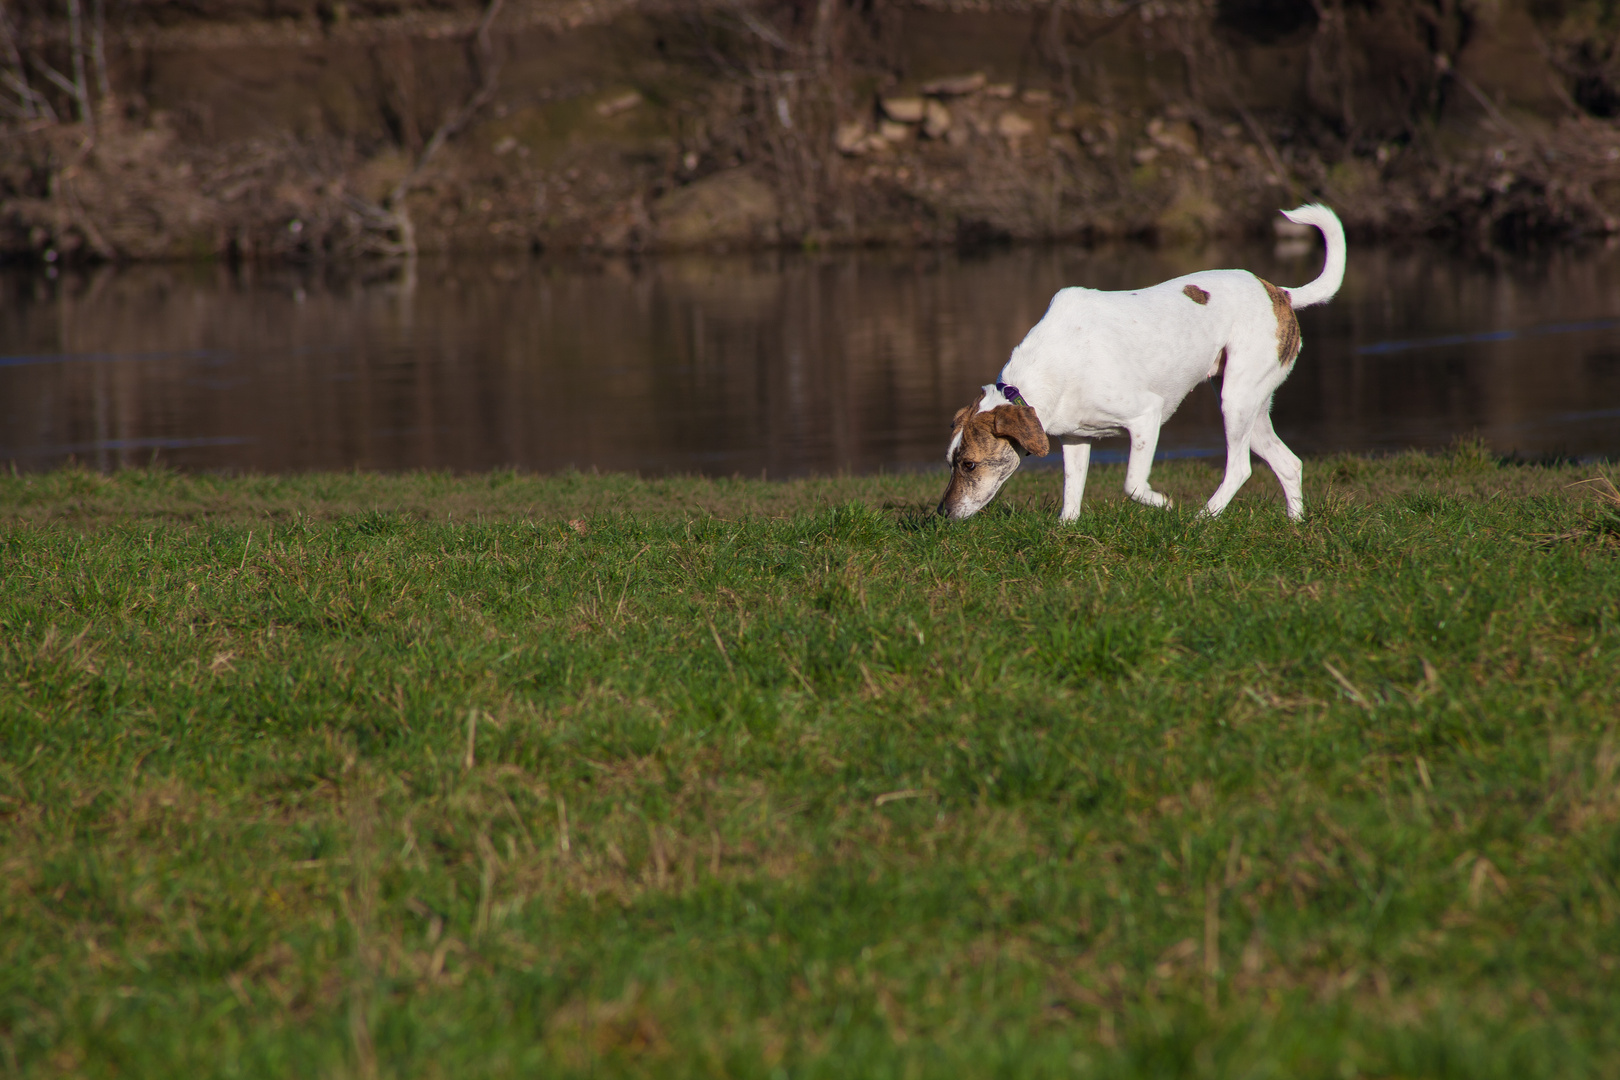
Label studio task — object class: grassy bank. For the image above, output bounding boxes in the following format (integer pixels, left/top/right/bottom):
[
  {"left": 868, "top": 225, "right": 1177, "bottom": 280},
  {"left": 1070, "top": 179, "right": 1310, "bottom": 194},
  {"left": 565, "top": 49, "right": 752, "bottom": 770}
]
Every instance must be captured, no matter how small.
[{"left": 3, "top": 453, "right": 1619, "bottom": 1079}]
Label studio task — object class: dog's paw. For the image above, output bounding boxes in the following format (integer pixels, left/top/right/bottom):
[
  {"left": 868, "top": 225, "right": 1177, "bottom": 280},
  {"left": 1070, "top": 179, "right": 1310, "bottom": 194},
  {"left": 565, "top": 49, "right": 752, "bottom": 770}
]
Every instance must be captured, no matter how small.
[{"left": 1129, "top": 489, "right": 1172, "bottom": 510}]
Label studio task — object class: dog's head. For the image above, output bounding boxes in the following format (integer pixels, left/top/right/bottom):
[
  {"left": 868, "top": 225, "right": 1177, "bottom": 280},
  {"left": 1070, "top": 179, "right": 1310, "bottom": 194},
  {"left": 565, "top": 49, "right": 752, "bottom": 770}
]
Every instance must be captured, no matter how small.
[{"left": 937, "top": 388, "right": 1049, "bottom": 519}]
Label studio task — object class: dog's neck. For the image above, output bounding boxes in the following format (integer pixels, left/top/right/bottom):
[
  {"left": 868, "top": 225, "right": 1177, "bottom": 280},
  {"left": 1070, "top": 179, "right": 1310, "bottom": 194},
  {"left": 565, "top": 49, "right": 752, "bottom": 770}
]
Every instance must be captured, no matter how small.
[
  {"left": 995, "top": 381, "right": 1028, "bottom": 407},
  {"left": 976, "top": 381, "right": 1020, "bottom": 412}
]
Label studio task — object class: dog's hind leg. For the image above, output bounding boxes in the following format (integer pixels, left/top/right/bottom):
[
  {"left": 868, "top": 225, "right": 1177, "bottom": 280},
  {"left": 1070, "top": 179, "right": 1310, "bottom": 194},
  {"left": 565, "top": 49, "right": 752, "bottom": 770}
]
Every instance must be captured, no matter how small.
[
  {"left": 1248, "top": 404, "right": 1305, "bottom": 520},
  {"left": 1059, "top": 437, "right": 1093, "bottom": 521},
  {"left": 1202, "top": 394, "right": 1264, "bottom": 518},
  {"left": 1122, "top": 401, "right": 1172, "bottom": 509}
]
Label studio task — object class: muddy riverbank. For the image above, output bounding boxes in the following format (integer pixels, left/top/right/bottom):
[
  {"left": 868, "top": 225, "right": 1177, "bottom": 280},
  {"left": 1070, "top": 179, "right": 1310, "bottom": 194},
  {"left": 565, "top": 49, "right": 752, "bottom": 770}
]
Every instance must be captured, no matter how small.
[{"left": 4, "top": 0, "right": 1620, "bottom": 263}]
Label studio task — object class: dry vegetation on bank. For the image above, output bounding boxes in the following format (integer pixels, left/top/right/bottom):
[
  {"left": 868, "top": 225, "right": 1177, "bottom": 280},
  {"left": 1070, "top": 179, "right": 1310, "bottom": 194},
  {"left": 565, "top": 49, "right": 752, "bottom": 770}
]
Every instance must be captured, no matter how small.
[{"left": 4, "top": 0, "right": 1620, "bottom": 262}]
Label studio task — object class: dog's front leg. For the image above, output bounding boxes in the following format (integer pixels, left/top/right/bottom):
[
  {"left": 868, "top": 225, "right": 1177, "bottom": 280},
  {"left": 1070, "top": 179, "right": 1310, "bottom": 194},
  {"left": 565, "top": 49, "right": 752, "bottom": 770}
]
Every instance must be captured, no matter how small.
[
  {"left": 1059, "top": 438, "right": 1092, "bottom": 521},
  {"left": 1124, "top": 402, "right": 1173, "bottom": 509}
]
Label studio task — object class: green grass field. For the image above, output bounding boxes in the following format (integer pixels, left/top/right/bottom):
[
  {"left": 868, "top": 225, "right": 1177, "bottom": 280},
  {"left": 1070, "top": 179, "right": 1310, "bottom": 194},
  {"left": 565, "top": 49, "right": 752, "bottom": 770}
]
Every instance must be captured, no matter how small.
[{"left": 3, "top": 451, "right": 1618, "bottom": 1079}]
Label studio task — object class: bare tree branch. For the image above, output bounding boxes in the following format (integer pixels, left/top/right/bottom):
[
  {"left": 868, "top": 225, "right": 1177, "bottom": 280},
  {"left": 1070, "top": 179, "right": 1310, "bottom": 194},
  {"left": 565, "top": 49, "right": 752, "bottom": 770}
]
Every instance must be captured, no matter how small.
[
  {"left": 2, "top": 67, "right": 54, "bottom": 123},
  {"left": 65, "top": 0, "right": 94, "bottom": 135},
  {"left": 733, "top": 2, "right": 796, "bottom": 55},
  {"left": 1435, "top": 53, "right": 1519, "bottom": 135},
  {"left": 373, "top": 0, "right": 508, "bottom": 256},
  {"left": 0, "top": 5, "right": 43, "bottom": 121},
  {"left": 34, "top": 56, "right": 80, "bottom": 101},
  {"left": 387, "top": 0, "right": 506, "bottom": 206},
  {"left": 1228, "top": 95, "right": 1298, "bottom": 202},
  {"left": 91, "top": 0, "right": 110, "bottom": 106},
  {"left": 1018, "top": 0, "right": 1147, "bottom": 97}
]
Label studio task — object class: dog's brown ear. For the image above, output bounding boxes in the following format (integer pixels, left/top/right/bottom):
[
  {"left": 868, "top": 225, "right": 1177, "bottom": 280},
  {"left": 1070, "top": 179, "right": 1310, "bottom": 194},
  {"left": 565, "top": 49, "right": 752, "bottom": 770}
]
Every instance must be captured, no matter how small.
[
  {"left": 991, "top": 404, "right": 1049, "bottom": 457},
  {"left": 951, "top": 389, "right": 986, "bottom": 434}
]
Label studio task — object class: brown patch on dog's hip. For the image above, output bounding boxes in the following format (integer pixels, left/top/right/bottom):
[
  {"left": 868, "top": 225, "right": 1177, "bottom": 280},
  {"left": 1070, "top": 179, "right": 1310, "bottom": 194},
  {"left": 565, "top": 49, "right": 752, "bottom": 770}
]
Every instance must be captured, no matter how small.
[
  {"left": 1258, "top": 278, "right": 1301, "bottom": 363},
  {"left": 1183, "top": 284, "right": 1210, "bottom": 305}
]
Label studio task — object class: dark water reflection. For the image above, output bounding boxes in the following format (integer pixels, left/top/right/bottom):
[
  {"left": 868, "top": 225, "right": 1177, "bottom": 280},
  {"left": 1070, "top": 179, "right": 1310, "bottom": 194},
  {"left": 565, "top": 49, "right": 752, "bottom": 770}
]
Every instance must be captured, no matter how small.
[{"left": 3, "top": 240, "right": 1618, "bottom": 476}]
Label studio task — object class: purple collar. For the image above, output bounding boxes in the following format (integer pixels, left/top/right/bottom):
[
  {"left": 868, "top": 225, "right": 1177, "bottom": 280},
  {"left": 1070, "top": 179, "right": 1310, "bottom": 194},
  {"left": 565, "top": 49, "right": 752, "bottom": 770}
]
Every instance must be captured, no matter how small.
[{"left": 997, "top": 381, "right": 1028, "bottom": 407}]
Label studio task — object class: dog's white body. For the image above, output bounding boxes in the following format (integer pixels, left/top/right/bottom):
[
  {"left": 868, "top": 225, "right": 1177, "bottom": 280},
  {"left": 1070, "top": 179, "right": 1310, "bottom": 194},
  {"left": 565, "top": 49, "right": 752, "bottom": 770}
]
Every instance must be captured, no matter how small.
[{"left": 948, "top": 205, "right": 1345, "bottom": 522}]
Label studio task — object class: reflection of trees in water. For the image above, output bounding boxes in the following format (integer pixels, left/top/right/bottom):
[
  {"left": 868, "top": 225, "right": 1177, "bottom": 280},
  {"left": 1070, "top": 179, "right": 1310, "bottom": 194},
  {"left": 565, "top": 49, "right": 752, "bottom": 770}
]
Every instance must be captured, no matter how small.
[
  {"left": 1282, "top": 245, "right": 1620, "bottom": 457},
  {"left": 3, "top": 242, "right": 1620, "bottom": 474}
]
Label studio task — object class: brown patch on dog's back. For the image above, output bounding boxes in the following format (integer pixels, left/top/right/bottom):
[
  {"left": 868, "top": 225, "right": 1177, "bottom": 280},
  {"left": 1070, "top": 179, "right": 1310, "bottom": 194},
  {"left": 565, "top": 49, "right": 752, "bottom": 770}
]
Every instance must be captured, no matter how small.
[
  {"left": 1183, "top": 284, "right": 1210, "bottom": 305},
  {"left": 1259, "top": 279, "right": 1301, "bottom": 364}
]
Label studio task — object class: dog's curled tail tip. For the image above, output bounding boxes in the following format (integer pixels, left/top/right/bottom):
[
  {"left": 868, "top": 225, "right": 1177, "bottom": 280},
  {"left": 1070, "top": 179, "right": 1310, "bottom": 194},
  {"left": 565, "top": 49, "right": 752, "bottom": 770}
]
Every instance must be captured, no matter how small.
[
  {"left": 1280, "top": 202, "right": 1335, "bottom": 224},
  {"left": 1277, "top": 203, "right": 1346, "bottom": 310}
]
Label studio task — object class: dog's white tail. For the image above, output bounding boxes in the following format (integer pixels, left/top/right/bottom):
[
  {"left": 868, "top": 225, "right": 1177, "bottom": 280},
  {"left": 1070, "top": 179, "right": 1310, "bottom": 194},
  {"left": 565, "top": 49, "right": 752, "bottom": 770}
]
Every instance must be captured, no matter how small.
[{"left": 1279, "top": 204, "right": 1346, "bottom": 309}]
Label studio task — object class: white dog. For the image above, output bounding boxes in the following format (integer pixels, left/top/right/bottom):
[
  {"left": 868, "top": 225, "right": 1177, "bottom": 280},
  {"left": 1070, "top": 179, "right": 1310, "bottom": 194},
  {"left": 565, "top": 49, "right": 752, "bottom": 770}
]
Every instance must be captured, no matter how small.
[{"left": 938, "top": 204, "right": 1346, "bottom": 522}]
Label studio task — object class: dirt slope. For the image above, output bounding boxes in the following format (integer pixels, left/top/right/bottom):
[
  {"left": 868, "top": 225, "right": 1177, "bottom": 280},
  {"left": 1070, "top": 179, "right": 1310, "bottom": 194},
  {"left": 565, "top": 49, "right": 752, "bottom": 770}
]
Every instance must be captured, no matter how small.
[{"left": 3, "top": 0, "right": 1619, "bottom": 262}]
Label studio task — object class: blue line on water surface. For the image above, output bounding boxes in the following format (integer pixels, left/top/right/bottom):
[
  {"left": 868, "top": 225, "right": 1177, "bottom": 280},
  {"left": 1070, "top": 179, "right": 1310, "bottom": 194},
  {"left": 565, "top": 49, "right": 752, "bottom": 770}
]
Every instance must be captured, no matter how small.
[
  {"left": 1550, "top": 406, "right": 1620, "bottom": 424},
  {"left": 0, "top": 435, "right": 250, "bottom": 457},
  {"left": 0, "top": 349, "right": 234, "bottom": 369},
  {"left": 1357, "top": 317, "right": 1620, "bottom": 356}
]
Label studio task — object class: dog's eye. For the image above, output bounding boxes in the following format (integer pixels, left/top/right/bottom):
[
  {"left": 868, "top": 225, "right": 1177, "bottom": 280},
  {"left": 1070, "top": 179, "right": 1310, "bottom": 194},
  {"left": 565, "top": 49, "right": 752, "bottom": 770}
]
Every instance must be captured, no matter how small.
[{"left": 962, "top": 461, "right": 977, "bottom": 472}]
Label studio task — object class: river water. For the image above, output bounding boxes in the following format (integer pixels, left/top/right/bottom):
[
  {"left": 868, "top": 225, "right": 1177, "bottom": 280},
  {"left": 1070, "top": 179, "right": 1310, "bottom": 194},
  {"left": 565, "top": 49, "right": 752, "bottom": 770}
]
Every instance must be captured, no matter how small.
[{"left": 2, "top": 239, "right": 1618, "bottom": 476}]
